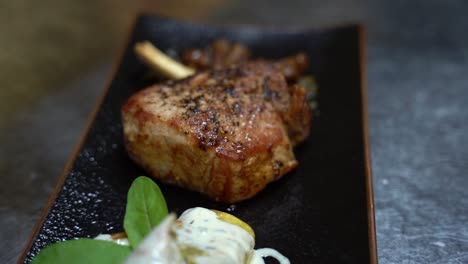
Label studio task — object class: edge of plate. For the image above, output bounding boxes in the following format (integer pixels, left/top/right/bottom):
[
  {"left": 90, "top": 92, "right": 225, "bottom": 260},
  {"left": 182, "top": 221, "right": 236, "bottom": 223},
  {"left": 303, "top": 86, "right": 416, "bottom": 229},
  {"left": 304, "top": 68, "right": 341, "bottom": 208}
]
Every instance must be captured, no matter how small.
[
  {"left": 359, "top": 25, "right": 378, "bottom": 264},
  {"left": 15, "top": 16, "right": 138, "bottom": 264}
]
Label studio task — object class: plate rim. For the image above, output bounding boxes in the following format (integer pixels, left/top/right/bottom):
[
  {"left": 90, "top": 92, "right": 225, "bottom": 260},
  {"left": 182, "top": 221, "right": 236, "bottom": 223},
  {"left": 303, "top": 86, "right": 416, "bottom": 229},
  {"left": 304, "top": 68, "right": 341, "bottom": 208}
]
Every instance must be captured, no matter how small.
[
  {"left": 359, "top": 26, "right": 378, "bottom": 264},
  {"left": 17, "top": 14, "right": 377, "bottom": 264}
]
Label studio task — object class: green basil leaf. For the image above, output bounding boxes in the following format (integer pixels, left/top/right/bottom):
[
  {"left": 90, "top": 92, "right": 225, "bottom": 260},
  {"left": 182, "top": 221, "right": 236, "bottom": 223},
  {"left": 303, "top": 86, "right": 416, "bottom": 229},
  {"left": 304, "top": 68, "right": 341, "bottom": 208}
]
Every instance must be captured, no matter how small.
[
  {"left": 31, "top": 239, "right": 131, "bottom": 264},
  {"left": 124, "top": 176, "right": 168, "bottom": 248}
]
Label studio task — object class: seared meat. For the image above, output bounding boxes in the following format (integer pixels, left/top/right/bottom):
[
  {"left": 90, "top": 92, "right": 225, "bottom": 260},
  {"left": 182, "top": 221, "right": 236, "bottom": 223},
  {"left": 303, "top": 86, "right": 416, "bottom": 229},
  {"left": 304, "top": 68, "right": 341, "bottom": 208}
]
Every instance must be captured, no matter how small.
[
  {"left": 182, "top": 39, "right": 308, "bottom": 82},
  {"left": 182, "top": 39, "right": 251, "bottom": 70},
  {"left": 274, "top": 53, "right": 309, "bottom": 82},
  {"left": 122, "top": 61, "right": 311, "bottom": 203}
]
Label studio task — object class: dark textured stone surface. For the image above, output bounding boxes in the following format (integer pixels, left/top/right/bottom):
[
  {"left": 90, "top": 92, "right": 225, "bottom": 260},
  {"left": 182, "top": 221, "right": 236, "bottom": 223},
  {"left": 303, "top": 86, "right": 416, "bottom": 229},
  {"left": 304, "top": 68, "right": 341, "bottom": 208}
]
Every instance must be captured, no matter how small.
[
  {"left": 2, "top": 1, "right": 468, "bottom": 263},
  {"left": 0, "top": 65, "right": 109, "bottom": 263}
]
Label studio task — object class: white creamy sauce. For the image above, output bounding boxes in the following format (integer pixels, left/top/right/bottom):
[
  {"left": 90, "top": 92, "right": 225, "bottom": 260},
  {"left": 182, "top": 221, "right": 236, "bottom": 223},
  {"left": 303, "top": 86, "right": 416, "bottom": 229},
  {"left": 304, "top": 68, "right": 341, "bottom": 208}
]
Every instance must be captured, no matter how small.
[
  {"left": 96, "top": 207, "right": 290, "bottom": 264},
  {"left": 251, "top": 248, "right": 290, "bottom": 264},
  {"left": 174, "top": 207, "right": 254, "bottom": 264},
  {"left": 174, "top": 207, "right": 289, "bottom": 264}
]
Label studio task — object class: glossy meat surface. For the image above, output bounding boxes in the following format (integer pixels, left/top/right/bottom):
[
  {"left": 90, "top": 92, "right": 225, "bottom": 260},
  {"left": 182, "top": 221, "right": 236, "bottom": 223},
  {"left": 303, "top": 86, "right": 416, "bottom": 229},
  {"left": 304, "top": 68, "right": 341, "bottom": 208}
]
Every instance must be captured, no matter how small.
[{"left": 122, "top": 61, "right": 311, "bottom": 203}]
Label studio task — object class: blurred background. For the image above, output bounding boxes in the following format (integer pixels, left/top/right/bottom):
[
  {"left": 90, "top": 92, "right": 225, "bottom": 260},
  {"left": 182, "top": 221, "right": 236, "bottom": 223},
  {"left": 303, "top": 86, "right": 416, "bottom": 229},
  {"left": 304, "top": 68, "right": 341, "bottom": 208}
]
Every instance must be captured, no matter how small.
[{"left": 1, "top": 0, "right": 468, "bottom": 263}]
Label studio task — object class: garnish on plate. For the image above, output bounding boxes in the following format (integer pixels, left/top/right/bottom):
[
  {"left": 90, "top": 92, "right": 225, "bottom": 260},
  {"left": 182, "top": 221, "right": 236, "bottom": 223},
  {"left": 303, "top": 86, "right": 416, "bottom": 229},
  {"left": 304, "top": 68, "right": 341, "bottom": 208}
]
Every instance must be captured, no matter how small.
[
  {"left": 32, "top": 176, "right": 289, "bottom": 264},
  {"left": 123, "top": 176, "right": 168, "bottom": 248}
]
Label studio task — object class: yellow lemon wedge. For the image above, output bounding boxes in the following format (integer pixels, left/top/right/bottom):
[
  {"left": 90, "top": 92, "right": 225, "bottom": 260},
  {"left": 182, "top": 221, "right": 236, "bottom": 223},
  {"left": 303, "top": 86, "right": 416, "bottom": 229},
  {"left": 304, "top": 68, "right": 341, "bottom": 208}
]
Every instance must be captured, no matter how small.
[{"left": 211, "top": 210, "right": 255, "bottom": 238}]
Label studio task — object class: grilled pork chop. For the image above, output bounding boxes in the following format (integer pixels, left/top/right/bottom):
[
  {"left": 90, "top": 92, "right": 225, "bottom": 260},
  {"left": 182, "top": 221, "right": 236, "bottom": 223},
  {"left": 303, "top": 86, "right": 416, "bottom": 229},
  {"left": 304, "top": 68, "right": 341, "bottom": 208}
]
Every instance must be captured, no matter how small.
[
  {"left": 182, "top": 39, "right": 309, "bottom": 82},
  {"left": 122, "top": 60, "right": 311, "bottom": 203}
]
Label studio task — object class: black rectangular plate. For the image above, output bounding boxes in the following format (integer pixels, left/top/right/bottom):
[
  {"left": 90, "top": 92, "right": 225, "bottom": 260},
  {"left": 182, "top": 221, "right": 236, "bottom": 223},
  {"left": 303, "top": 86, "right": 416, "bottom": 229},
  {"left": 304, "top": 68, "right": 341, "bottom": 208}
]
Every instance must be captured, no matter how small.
[{"left": 20, "top": 15, "right": 377, "bottom": 264}]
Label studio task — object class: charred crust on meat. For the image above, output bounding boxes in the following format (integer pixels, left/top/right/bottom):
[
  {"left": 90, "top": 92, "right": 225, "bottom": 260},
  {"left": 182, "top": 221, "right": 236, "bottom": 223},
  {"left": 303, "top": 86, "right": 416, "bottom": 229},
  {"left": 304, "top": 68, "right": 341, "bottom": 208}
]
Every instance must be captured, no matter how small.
[
  {"left": 231, "top": 101, "right": 242, "bottom": 115},
  {"left": 262, "top": 77, "right": 278, "bottom": 100},
  {"left": 273, "top": 160, "right": 284, "bottom": 178},
  {"left": 208, "top": 109, "right": 218, "bottom": 123},
  {"left": 180, "top": 95, "right": 204, "bottom": 115},
  {"left": 225, "top": 87, "right": 237, "bottom": 97}
]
